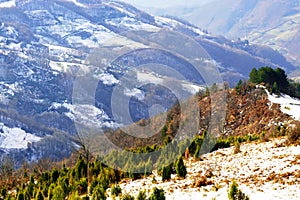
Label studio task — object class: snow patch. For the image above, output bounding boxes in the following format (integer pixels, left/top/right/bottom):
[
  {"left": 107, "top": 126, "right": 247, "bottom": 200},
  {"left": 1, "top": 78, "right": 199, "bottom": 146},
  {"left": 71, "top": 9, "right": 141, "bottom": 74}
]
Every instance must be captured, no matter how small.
[
  {"left": 0, "top": 0, "right": 15, "bottom": 8},
  {"left": 107, "top": 16, "right": 160, "bottom": 32},
  {"left": 97, "top": 73, "right": 119, "bottom": 86},
  {"left": 266, "top": 89, "right": 300, "bottom": 120},
  {"left": 0, "top": 123, "right": 41, "bottom": 149},
  {"left": 182, "top": 83, "right": 204, "bottom": 94},
  {"left": 49, "top": 103, "right": 117, "bottom": 128},
  {"left": 64, "top": 0, "right": 87, "bottom": 8},
  {"left": 124, "top": 88, "right": 145, "bottom": 101}
]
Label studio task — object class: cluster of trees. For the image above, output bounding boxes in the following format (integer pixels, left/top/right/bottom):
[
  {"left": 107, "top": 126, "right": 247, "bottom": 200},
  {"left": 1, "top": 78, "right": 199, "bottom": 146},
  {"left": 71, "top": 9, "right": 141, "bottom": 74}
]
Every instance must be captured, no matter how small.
[
  {"left": 249, "top": 66, "right": 300, "bottom": 98},
  {"left": 0, "top": 154, "right": 168, "bottom": 200},
  {"left": 249, "top": 67, "right": 289, "bottom": 94}
]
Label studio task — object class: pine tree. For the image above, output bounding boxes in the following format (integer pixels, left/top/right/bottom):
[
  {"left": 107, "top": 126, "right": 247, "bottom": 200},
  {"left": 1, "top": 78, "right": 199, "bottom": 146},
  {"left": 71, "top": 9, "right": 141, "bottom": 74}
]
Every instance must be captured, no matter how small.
[
  {"left": 51, "top": 168, "right": 60, "bottom": 183},
  {"left": 120, "top": 193, "right": 134, "bottom": 200},
  {"left": 136, "top": 190, "right": 146, "bottom": 200},
  {"left": 111, "top": 184, "right": 122, "bottom": 197},
  {"left": 272, "top": 82, "right": 279, "bottom": 94},
  {"left": 228, "top": 181, "right": 249, "bottom": 200},
  {"left": 149, "top": 187, "right": 165, "bottom": 200},
  {"left": 17, "top": 192, "right": 25, "bottom": 200},
  {"left": 175, "top": 157, "right": 187, "bottom": 179},
  {"left": 35, "top": 190, "right": 44, "bottom": 200},
  {"left": 92, "top": 185, "right": 106, "bottom": 200},
  {"left": 249, "top": 68, "right": 259, "bottom": 83},
  {"left": 52, "top": 185, "right": 65, "bottom": 200},
  {"left": 75, "top": 155, "right": 87, "bottom": 180},
  {"left": 161, "top": 166, "right": 171, "bottom": 182},
  {"left": 1, "top": 187, "right": 7, "bottom": 198}
]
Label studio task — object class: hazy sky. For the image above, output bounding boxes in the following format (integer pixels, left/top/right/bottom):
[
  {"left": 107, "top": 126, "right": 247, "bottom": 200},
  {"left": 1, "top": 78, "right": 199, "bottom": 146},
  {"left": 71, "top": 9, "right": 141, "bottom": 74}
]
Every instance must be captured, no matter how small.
[{"left": 120, "top": 0, "right": 214, "bottom": 9}]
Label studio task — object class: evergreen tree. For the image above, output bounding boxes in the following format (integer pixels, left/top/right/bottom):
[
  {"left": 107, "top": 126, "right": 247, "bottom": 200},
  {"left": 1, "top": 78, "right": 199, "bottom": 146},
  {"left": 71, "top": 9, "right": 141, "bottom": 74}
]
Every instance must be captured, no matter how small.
[
  {"left": 149, "top": 187, "right": 165, "bottom": 200},
  {"left": 75, "top": 155, "right": 87, "bottom": 180},
  {"left": 175, "top": 157, "right": 187, "bottom": 178},
  {"left": 35, "top": 190, "right": 44, "bottom": 200},
  {"left": 92, "top": 185, "right": 106, "bottom": 200},
  {"left": 26, "top": 183, "right": 34, "bottom": 199},
  {"left": 161, "top": 166, "right": 171, "bottom": 182},
  {"left": 17, "top": 192, "right": 25, "bottom": 200},
  {"left": 68, "top": 191, "right": 81, "bottom": 200},
  {"left": 136, "top": 190, "right": 146, "bottom": 200},
  {"left": 51, "top": 168, "right": 60, "bottom": 183},
  {"left": 111, "top": 184, "right": 122, "bottom": 197},
  {"left": 89, "top": 179, "right": 99, "bottom": 195},
  {"left": 249, "top": 68, "right": 259, "bottom": 83},
  {"left": 235, "top": 80, "right": 243, "bottom": 94},
  {"left": 274, "top": 68, "right": 289, "bottom": 92},
  {"left": 272, "top": 82, "right": 279, "bottom": 94},
  {"left": 228, "top": 181, "right": 249, "bottom": 200},
  {"left": 1, "top": 187, "right": 7, "bottom": 198},
  {"left": 120, "top": 193, "right": 134, "bottom": 200},
  {"left": 52, "top": 185, "right": 65, "bottom": 200},
  {"left": 48, "top": 184, "right": 55, "bottom": 200}
]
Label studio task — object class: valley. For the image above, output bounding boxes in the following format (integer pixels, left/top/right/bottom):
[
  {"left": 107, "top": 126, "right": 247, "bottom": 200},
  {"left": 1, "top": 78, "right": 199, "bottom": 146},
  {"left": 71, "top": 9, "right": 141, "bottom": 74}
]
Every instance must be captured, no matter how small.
[{"left": 0, "top": 0, "right": 300, "bottom": 199}]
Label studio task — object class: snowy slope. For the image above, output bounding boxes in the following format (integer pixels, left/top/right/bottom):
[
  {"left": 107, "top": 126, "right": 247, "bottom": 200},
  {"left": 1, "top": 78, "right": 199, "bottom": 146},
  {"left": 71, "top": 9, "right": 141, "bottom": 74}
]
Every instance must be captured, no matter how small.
[
  {"left": 266, "top": 89, "right": 300, "bottom": 121},
  {"left": 112, "top": 138, "right": 300, "bottom": 200}
]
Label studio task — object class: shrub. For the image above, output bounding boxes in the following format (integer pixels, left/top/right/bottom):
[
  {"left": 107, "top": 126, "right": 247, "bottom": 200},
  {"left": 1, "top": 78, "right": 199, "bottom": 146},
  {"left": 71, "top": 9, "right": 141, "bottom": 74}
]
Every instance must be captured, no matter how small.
[
  {"left": 120, "top": 193, "right": 135, "bottom": 200},
  {"left": 35, "top": 190, "right": 44, "bottom": 200},
  {"left": 51, "top": 168, "right": 60, "bottom": 183},
  {"left": 78, "top": 178, "right": 88, "bottom": 195},
  {"left": 111, "top": 184, "right": 122, "bottom": 197},
  {"left": 1, "top": 187, "right": 7, "bottom": 198},
  {"left": 149, "top": 187, "right": 165, "bottom": 200},
  {"left": 228, "top": 181, "right": 249, "bottom": 200},
  {"left": 233, "top": 141, "right": 241, "bottom": 154},
  {"left": 52, "top": 185, "right": 65, "bottom": 200},
  {"left": 68, "top": 191, "right": 81, "bottom": 200},
  {"left": 211, "top": 139, "right": 230, "bottom": 152},
  {"left": 92, "top": 185, "right": 106, "bottom": 200},
  {"left": 287, "top": 122, "right": 300, "bottom": 145},
  {"left": 82, "top": 196, "right": 89, "bottom": 200},
  {"left": 48, "top": 184, "right": 55, "bottom": 200},
  {"left": 136, "top": 190, "right": 147, "bottom": 200},
  {"left": 89, "top": 179, "right": 98, "bottom": 195},
  {"left": 17, "top": 192, "right": 25, "bottom": 200}
]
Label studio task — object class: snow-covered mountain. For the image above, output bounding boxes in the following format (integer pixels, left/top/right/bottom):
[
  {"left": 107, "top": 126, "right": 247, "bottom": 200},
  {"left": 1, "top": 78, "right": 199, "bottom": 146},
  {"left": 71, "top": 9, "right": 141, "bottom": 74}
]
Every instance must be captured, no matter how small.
[{"left": 0, "top": 0, "right": 297, "bottom": 163}]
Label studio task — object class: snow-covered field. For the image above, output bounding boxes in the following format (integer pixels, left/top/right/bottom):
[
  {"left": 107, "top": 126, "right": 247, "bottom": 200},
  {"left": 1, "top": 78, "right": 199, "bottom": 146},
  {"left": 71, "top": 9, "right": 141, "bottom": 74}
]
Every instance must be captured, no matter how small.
[{"left": 108, "top": 138, "right": 300, "bottom": 200}]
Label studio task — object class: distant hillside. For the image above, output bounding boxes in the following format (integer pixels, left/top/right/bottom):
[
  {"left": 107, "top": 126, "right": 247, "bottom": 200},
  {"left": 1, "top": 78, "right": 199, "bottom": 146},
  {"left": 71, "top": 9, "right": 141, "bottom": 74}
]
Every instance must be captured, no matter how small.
[{"left": 179, "top": 0, "right": 300, "bottom": 67}]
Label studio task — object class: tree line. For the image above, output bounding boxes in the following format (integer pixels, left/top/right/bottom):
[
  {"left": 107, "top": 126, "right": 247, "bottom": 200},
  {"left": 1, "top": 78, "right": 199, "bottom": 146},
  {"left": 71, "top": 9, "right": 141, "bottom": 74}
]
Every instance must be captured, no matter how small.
[{"left": 249, "top": 66, "right": 300, "bottom": 97}]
